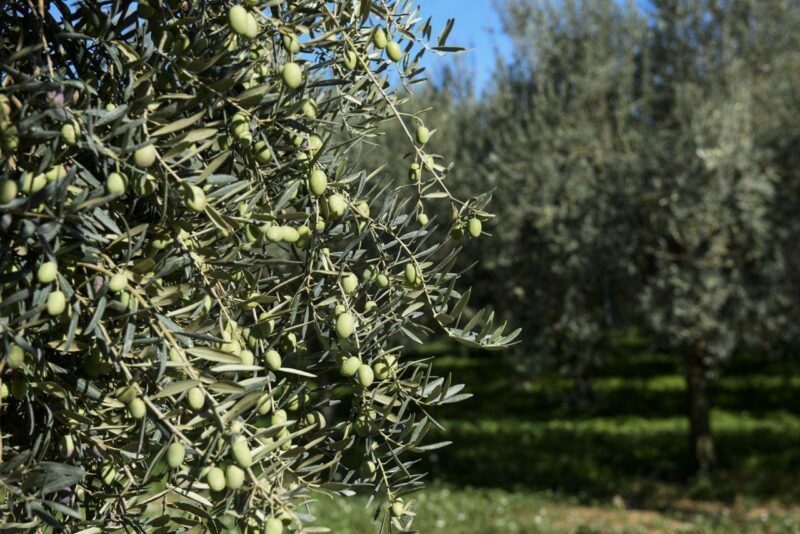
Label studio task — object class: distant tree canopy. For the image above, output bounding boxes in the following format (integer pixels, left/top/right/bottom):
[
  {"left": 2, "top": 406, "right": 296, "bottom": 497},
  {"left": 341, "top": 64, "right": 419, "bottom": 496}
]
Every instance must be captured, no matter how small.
[{"left": 365, "top": 0, "right": 800, "bottom": 472}]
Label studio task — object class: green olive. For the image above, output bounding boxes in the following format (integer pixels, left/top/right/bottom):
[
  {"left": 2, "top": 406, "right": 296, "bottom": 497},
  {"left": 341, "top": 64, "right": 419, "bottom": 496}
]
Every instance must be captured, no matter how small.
[
  {"left": 281, "top": 62, "right": 303, "bottom": 89},
  {"left": 341, "top": 272, "right": 358, "bottom": 295},
  {"left": 265, "top": 349, "right": 282, "bottom": 371},
  {"left": 6, "top": 344, "right": 24, "bottom": 369},
  {"left": 187, "top": 387, "right": 205, "bottom": 410},
  {"left": 271, "top": 409, "right": 288, "bottom": 426},
  {"left": 359, "top": 460, "right": 377, "bottom": 478},
  {"left": 239, "top": 349, "right": 254, "bottom": 366},
  {"left": 404, "top": 263, "right": 417, "bottom": 285},
  {"left": 302, "top": 99, "right": 317, "bottom": 119},
  {"left": 308, "top": 169, "right": 327, "bottom": 196},
  {"left": 265, "top": 517, "right": 283, "bottom": 534},
  {"left": 357, "top": 364, "right": 374, "bottom": 387},
  {"left": 283, "top": 34, "right": 300, "bottom": 53},
  {"left": 116, "top": 384, "right": 138, "bottom": 404},
  {"left": 335, "top": 312, "right": 355, "bottom": 338},
  {"left": 101, "top": 462, "right": 117, "bottom": 485},
  {"left": 386, "top": 41, "right": 403, "bottom": 62},
  {"left": 391, "top": 500, "right": 404, "bottom": 517},
  {"left": 0, "top": 179, "right": 17, "bottom": 203},
  {"left": 373, "top": 27, "right": 387, "bottom": 49},
  {"left": 185, "top": 185, "right": 206, "bottom": 212},
  {"left": 342, "top": 49, "right": 357, "bottom": 70},
  {"left": 468, "top": 218, "right": 482, "bottom": 237},
  {"left": 231, "top": 436, "right": 252, "bottom": 468},
  {"left": 62, "top": 122, "right": 79, "bottom": 145},
  {"left": 376, "top": 273, "right": 390, "bottom": 289},
  {"left": 45, "top": 165, "right": 67, "bottom": 181},
  {"left": 128, "top": 397, "right": 146, "bottom": 419},
  {"left": 166, "top": 442, "right": 185, "bottom": 468},
  {"left": 416, "top": 125, "right": 430, "bottom": 145},
  {"left": 37, "top": 261, "right": 58, "bottom": 284},
  {"left": 108, "top": 273, "right": 128, "bottom": 293},
  {"left": 282, "top": 226, "right": 300, "bottom": 243},
  {"left": 47, "top": 290, "right": 67, "bottom": 316},
  {"left": 228, "top": 5, "right": 250, "bottom": 36},
  {"left": 417, "top": 213, "right": 429, "bottom": 225},
  {"left": 21, "top": 172, "right": 47, "bottom": 194},
  {"left": 266, "top": 225, "right": 284, "bottom": 242},
  {"left": 225, "top": 464, "right": 245, "bottom": 489},
  {"left": 134, "top": 144, "right": 158, "bottom": 168},
  {"left": 339, "top": 355, "right": 360, "bottom": 377},
  {"left": 254, "top": 140, "right": 271, "bottom": 163},
  {"left": 327, "top": 194, "right": 346, "bottom": 218},
  {"left": 106, "top": 172, "right": 126, "bottom": 195},
  {"left": 207, "top": 466, "right": 226, "bottom": 491},
  {"left": 408, "top": 162, "right": 421, "bottom": 182},
  {"left": 256, "top": 393, "right": 272, "bottom": 415}
]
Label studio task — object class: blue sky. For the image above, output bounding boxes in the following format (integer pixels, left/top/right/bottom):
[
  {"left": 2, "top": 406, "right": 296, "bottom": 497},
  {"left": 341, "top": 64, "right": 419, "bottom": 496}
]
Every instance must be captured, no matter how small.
[{"left": 417, "top": 0, "right": 512, "bottom": 93}]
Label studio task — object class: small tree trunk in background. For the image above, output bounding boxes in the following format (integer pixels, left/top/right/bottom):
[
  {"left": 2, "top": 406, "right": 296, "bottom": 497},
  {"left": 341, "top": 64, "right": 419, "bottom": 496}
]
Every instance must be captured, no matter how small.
[{"left": 683, "top": 350, "right": 716, "bottom": 473}]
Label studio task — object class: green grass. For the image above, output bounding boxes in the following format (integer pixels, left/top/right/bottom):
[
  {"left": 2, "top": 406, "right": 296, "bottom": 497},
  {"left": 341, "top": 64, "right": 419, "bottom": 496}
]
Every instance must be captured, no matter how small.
[{"left": 309, "top": 483, "right": 800, "bottom": 533}]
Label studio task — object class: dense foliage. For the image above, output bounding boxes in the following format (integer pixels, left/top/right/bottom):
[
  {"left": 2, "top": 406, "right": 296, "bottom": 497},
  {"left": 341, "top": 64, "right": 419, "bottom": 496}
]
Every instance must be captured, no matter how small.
[{"left": 0, "top": 1, "right": 516, "bottom": 531}]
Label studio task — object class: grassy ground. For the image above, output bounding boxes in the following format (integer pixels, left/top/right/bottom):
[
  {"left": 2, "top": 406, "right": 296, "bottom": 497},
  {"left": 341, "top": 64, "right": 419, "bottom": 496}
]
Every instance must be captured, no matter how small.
[{"left": 316, "top": 338, "right": 800, "bottom": 531}]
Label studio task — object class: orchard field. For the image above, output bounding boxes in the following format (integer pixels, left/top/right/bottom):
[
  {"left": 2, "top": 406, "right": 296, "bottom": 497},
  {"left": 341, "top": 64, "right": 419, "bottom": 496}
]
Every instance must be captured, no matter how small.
[{"left": 314, "top": 338, "right": 800, "bottom": 532}]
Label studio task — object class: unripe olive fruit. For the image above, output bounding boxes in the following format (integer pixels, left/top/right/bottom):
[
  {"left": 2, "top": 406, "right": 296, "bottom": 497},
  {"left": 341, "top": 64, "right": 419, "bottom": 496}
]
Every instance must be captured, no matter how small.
[
  {"left": 408, "top": 162, "right": 421, "bottom": 182},
  {"left": 341, "top": 272, "right": 358, "bottom": 294},
  {"left": 134, "top": 144, "right": 157, "bottom": 168},
  {"left": 228, "top": 5, "right": 251, "bottom": 36},
  {"left": 304, "top": 410, "right": 326, "bottom": 428},
  {"left": 391, "top": 500, "right": 404, "bottom": 517},
  {"left": 257, "top": 394, "right": 272, "bottom": 415},
  {"left": 37, "top": 261, "right": 58, "bottom": 284},
  {"left": 302, "top": 99, "right": 317, "bottom": 119},
  {"left": 185, "top": 185, "right": 206, "bottom": 212},
  {"left": 308, "top": 169, "right": 327, "bottom": 196},
  {"left": 416, "top": 125, "right": 430, "bottom": 145},
  {"left": 340, "top": 355, "right": 361, "bottom": 377},
  {"left": 254, "top": 140, "right": 271, "bottom": 163},
  {"left": 386, "top": 41, "right": 403, "bottom": 62},
  {"left": 21, "top": 172, "right": 47, "bottom": 194},
  {"left": 239, "top": 349, "right": 254, "bottom": 366},
  {"left": 282, "top": 226, "right": 300, "bottom": 243},
  {"left": 271, "top": 409, "right": 288, "bottom": 426},
  {"left": 335, "top": 312, "right": 355, "bottom": 338},
  {"left": 207, "top": 466, "right": 226, "bottom": 491},
  {"left": 353, "top": 413, "right": 371, "bottom": 437},
  {"left": 225, "top": 464, "right": 245, "bottom": 490},
  {"left": 128, "top": 397, "right": 146, "bottom": 419},
  {"left": 296, "top": 225, "right": 312, "bottom": 247},
  {"left": 45, "top": 165, "right": 67, "bottom": 181},
  {"left": 265, "top": 349, "right": 282, "bottom": 371},
  {"left": 373, "top": 27, "right": 388, "bottom": 49},
  {"left": 468, "top": 217, "right": 482, "bottom": 237},
  {"left": 404, "top": 263, "right": 417, "bottom": 285},
  {"left": 166, "top": 443, "right": 185, "bottom": 468},
  {"left": 328, "top": 194, "right": 346, "bottom": 218},
  {"left": 231, "top": 436, "right": 252, "bottom": 468},
  {"left": 265, "top": 517, "right": 283, "bottom": 534},
  {"left": 187, "top": 387, "right": 205, "bottom": 410},
  {"left": 342, "top": 49, "right": 357, "bottom": 70},
  {"left": 47, "top": 291, "right": 67, "bottom": 316},
  {"left": 108, "top": 273, "right": 128, "bottom": 293},
  {"left": 308, "top": 134, "right": 323, "bottom": 153},
  {"left": 418, "top": 213, "right": 429, "bottom": 225},
  {"left": 376, "top": 273, "right": 390, "bottom": 289},
  {"left": 283, "top": 34, "right": 300, "bottom": 53},
  {"left": 106, "top": 172, "right": 126, "bottom": 195},
  {"left": 59, "top": 435, "right": 75, "bottom": 459},
  {"left": 0, "top": 179, "right": 17, "bottom": 203},
  {"left": 372, "top": 357, "right": 393, "bottom": 380},
  {"left": 61, "top": 122, "right": 79, "bottom": 145},
  {"left": 266, "top": 225, "right": 284, "bottom": 242},
  {"left": 116, "top": 384, "right": 138, "bottom": 404},
  {"left": 357, "top": 364, "right": 374, "bottom": 387},
  {"left": 281, "top": 62, "right": 303, "bottom": 89},
  {"left": 6, "top": 344, "right": 24, "bottom": 369},
  {"left": 0, "top": 383, "right": 8, "bottom": 399}
]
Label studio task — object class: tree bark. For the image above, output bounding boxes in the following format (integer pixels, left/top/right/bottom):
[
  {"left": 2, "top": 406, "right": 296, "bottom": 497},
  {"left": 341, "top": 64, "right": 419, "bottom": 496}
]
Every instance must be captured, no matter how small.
[{"left": 683, "top": 350, "right": 716, "bottom": 473}]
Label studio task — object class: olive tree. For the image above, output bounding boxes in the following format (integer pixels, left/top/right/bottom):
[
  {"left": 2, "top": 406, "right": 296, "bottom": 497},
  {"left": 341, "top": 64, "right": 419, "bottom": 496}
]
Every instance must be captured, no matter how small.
[{"left": 0, "top": 1, "right": 515, "bottom": 531}]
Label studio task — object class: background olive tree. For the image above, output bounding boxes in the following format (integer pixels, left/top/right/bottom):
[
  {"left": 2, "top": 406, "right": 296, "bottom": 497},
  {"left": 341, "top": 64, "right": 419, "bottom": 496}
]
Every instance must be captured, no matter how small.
[
  {"left": 0, "top": 1, "right": 516, "bottom": 531},
  {"left": 363, "top": 0, "right": 800, "bottom": 474}
]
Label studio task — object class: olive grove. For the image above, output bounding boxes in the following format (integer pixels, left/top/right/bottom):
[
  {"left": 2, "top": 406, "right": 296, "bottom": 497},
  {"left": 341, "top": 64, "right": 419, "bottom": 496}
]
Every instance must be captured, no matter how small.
[{"left": 0, "top": 0, "right": 516, "bottom": 531}]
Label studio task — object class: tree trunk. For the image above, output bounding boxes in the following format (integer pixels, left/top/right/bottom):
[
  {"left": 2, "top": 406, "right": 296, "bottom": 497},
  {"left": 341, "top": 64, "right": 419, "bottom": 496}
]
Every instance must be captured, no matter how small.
[{"left": 683, "top": 351, "right": 716, "bottom": 473}]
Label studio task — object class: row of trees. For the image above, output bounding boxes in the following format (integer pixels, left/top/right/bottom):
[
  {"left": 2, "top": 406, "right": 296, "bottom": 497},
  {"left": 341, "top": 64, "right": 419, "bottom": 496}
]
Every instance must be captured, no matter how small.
[{"left": 366, "top": 0, "right": 800, "bottom": 472}]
